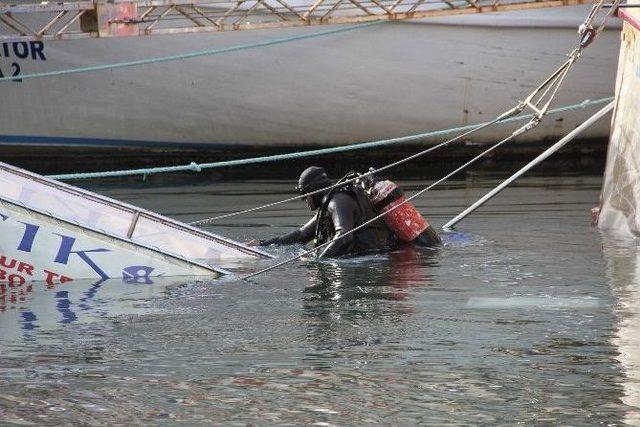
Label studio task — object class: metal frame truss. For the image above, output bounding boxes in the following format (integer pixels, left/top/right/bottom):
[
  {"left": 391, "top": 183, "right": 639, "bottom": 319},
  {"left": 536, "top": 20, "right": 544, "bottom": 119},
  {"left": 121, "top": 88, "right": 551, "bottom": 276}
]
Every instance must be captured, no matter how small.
[{"left": 0, "top": 0, "right": 589, "bottom": 41}]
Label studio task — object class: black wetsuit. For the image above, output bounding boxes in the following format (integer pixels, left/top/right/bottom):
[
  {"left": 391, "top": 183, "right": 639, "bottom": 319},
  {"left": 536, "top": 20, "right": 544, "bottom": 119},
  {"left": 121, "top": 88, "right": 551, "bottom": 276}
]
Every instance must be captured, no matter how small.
[{"left": 261, "top": 187, "right": 395, "bottom": 258}]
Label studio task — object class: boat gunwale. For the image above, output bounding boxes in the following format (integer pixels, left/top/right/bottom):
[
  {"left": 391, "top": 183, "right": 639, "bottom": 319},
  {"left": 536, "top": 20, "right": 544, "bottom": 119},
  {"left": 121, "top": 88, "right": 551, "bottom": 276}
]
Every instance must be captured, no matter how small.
[{"left": 0, "top": 161, "right": 273, "bottom": 260}]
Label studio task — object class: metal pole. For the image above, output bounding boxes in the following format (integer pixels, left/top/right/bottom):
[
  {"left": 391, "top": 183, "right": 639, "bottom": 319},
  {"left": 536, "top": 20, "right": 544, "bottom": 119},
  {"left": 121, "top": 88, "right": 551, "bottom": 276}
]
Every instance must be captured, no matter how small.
[{"left": 442, "top": 100, "right": 614, "bottom": 231}]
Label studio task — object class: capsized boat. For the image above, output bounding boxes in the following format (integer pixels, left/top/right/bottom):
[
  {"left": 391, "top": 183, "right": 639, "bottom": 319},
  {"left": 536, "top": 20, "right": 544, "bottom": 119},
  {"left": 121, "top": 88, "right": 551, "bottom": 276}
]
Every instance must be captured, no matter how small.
[{"left": 0, "top": 162, "right": 272, "bottom": 284}]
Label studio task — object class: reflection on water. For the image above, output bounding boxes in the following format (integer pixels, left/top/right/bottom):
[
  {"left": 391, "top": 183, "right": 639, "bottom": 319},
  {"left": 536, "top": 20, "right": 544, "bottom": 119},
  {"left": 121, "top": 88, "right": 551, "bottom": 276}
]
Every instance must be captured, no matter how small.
[
  {"left": 602, "top": 235, "right": 640, "bottom": 426},
  {"left": 0, "top": 276, "right": 194, "bottom": 355},
  {"left": 1, "top": 176, "right": 639, "bottom": 424},
  {"left": 304, "top": 247, "right": 435, "bottom": 300}
]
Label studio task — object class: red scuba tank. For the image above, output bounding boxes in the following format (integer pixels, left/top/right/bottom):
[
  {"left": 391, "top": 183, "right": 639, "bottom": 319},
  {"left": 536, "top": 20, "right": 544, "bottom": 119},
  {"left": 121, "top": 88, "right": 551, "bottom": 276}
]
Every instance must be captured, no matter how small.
[{"left": 369, "top": 180, "right": 429, "bottom": 242}]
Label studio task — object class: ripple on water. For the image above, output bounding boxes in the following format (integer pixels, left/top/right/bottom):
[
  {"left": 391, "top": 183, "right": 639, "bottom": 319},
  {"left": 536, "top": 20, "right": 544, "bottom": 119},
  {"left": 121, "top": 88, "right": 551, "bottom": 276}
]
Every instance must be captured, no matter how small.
[{"left": 1, "top": 176, "right": 639, "bottom": 424}]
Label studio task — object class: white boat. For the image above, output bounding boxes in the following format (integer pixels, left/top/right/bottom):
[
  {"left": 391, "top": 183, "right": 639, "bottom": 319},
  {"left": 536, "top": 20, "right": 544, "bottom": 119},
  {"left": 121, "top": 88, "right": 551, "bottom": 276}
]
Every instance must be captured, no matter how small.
[
  {"left": 0, "top": 162, "right": 272, "bottom": 283},
  {"left": 0, "top": 4, "right": 621, "bottom": 150}
]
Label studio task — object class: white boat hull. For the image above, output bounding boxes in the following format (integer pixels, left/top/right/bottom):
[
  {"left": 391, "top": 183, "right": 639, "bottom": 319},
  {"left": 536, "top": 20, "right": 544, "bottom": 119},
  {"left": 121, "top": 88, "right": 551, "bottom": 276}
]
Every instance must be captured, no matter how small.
[
  {"left": 0, "top": 161, "right": 272, "bottom": 281},
  {"left": 0, "top": 5, "right": 621, "bottom": 148},
  {"left": 0, "top": 200, "right": 216, "bottom": 283}
]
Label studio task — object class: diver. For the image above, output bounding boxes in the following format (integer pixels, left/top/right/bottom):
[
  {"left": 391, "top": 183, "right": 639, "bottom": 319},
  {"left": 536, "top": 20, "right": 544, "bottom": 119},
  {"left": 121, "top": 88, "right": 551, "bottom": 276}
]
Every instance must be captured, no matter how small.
[{"left": 250, "top": 166, "right": 441, "bottom": 258}]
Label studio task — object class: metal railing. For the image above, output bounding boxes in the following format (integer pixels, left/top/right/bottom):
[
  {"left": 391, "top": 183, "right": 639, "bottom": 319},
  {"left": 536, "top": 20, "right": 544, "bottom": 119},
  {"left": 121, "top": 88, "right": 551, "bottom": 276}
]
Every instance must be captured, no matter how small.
[{"left": 0, "top": 0, "right": 588, "bottom": 41}]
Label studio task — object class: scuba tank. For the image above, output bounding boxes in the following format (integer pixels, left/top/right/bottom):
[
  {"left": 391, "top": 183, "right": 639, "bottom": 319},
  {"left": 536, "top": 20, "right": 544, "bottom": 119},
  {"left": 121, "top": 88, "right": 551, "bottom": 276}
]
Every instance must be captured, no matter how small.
[
  {"left": 367, "top": 178, "right": 432, "bottom": 243},
  {"left": 312, "top": 169, "right": 439, "bottom": 248}
]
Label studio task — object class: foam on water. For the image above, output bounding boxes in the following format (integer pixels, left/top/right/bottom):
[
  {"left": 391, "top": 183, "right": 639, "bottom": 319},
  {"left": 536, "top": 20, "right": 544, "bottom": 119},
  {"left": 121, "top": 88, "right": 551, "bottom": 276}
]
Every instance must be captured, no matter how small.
[{"left": 466, "top": 296, "right": 600, "bottom": 309}]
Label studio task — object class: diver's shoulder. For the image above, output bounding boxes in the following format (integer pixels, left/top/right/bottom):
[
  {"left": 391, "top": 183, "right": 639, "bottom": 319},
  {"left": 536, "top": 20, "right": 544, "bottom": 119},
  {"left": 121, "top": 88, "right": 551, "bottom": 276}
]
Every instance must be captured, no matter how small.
[{"left": 327, "top": 191, "right": 358, "bottom": 209}]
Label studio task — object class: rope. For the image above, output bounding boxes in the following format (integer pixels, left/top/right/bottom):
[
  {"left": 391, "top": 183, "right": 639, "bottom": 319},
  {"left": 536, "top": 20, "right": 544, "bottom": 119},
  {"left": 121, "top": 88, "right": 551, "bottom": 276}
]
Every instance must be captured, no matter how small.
[
  {"left": 48, "top": 97, "right": 612, "bottom": 181},
  {"left": 0, "top": 21, "right": 383, "bottom": 84},
  {"left": 243, "top": 121, "right": 530, "bottom": 280}
]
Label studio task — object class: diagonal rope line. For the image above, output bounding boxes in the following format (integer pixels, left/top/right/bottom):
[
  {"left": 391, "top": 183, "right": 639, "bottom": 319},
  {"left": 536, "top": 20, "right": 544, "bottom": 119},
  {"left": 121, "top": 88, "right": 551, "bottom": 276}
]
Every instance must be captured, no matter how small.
[
  {"left": 243, "top": 123, "right": 528, "bottom": 280},
  {"left": 194, "top": 115, "right": 501, "bottom": 223}
]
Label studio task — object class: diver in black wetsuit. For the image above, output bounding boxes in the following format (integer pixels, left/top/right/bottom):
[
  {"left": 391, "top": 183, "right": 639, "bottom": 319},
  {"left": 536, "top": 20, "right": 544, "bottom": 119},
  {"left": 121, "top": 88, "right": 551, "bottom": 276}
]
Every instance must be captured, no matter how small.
[{"left": 258, "top": 166, "right": 396, "bottom": 258}]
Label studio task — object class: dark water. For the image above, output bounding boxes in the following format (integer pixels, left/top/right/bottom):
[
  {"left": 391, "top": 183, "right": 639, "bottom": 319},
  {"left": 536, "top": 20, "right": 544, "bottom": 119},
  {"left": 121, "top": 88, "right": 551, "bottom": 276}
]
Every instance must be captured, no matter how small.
[{"left": 2, "top": 175, "right": 640, "bottom": 425}]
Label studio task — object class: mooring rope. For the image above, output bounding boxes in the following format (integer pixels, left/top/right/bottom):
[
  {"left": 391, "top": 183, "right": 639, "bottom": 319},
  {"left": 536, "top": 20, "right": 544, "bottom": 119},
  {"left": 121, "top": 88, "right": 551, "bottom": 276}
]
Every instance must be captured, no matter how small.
[
  {"left": 45, "top": 0, "right": 615, "bottom": 182},
  {"left": 47, "top": 97, "right": 611, "bottom": 182},
  {"left": 0, "top": 21, "right": 383, "bottom": 84}
]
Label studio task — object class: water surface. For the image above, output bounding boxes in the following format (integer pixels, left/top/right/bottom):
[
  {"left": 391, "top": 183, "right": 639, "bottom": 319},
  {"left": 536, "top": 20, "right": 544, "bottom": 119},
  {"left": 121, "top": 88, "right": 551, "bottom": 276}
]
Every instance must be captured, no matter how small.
[{"left": 1, "top": 175, "right": 639, "bottom": 425}]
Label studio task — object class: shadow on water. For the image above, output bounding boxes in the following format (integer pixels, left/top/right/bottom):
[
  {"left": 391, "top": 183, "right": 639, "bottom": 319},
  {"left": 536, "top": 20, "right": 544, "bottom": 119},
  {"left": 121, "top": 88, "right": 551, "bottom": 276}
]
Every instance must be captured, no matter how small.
[{"left": 299, "top": 248, "right": 438, "bottom": 360}]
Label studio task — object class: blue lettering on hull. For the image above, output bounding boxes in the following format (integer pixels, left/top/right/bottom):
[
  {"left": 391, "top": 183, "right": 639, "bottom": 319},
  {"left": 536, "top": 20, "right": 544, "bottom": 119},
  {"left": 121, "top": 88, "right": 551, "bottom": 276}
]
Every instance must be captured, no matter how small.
[
  {"left": 0, "top": 41, "right": 46, "bottom": 83},
  {"left": 1, "top": 210, "right": 113, "bottom": 280},
  {"left": 0, "top": 42, "right": 46, "bottom": 60},
  {"left": 54, "top": 235, "right": 110, "bottom": 280}
]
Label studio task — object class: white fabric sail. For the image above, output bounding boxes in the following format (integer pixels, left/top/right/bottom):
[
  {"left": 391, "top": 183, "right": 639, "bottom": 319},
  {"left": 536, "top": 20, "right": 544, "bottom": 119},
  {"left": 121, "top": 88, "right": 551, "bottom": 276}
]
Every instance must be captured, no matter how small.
[{"left": 598, "top": 9, "right": 640, "bottom": 238}]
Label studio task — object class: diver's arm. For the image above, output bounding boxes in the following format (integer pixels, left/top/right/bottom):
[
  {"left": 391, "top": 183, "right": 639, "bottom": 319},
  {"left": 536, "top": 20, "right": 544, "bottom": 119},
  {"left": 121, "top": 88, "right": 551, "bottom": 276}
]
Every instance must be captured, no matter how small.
[
  {"left": 318, "top": 194, "right": 356, "bottom": 258},
  {"left": 259, "top": 216, "right": 316, "bottom": 246}
]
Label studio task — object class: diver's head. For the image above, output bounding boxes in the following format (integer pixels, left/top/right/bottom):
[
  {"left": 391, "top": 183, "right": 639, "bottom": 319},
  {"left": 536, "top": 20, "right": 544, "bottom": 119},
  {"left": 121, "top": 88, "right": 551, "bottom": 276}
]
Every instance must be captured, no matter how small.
[{"left": 296, "top": 166, "right": 332, "bottom": 211}]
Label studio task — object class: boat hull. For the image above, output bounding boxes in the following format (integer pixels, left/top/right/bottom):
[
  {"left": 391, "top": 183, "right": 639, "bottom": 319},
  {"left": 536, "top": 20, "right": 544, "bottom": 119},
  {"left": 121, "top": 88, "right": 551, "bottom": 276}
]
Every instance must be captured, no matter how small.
[
  {"left": 0, "top": 200, "right": 217, "bottom": 283},
  {"left": 0, "top": 5, "right": 621, "bottom": 149}
]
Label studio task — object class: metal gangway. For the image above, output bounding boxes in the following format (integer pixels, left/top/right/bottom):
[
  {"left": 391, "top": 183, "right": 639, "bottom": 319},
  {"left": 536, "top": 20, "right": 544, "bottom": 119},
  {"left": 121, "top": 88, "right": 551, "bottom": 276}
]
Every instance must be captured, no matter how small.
[{"left": 0, "top": 0, "right": 590, "bottom": 41}]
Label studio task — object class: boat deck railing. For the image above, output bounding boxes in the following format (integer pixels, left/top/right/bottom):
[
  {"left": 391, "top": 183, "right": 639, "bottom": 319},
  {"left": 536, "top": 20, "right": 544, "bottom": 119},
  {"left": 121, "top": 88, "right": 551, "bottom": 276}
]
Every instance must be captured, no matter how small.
[
  {"left": 0, "top": 0, "right": 589, "bottom": 41},
  {"left": 0, "top": 162, "right": 272, "bottom": 262}
]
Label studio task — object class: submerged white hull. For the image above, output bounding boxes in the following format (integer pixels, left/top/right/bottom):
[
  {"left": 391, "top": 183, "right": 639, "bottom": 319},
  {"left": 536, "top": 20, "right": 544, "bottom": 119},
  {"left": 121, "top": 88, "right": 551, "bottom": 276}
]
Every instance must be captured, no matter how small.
[
  {"left": 0, "top": 161, "right": 271, "bottom": 281},
  {"left": 0, "top": 200, "right": 217, "bottom": 283},
  {"left": 0, "top": 5, "right": 620, "bottom": 149}
]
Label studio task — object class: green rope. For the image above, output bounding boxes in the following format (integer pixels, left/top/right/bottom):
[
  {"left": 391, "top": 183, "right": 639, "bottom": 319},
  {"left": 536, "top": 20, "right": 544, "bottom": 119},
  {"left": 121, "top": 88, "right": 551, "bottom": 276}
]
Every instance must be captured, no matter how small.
[
  {"left": 48, "top": 96, "right": 613, "bottom": 181},
  {"left": 0, "top": 21, "right": 383, "bottom": 83}
]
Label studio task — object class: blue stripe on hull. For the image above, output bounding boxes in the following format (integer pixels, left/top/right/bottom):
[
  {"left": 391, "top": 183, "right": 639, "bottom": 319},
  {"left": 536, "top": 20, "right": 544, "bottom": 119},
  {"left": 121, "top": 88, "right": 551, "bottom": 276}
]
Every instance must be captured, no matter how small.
[{"left": 0, "top": 134, "right": 244, "bottom": 150}]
